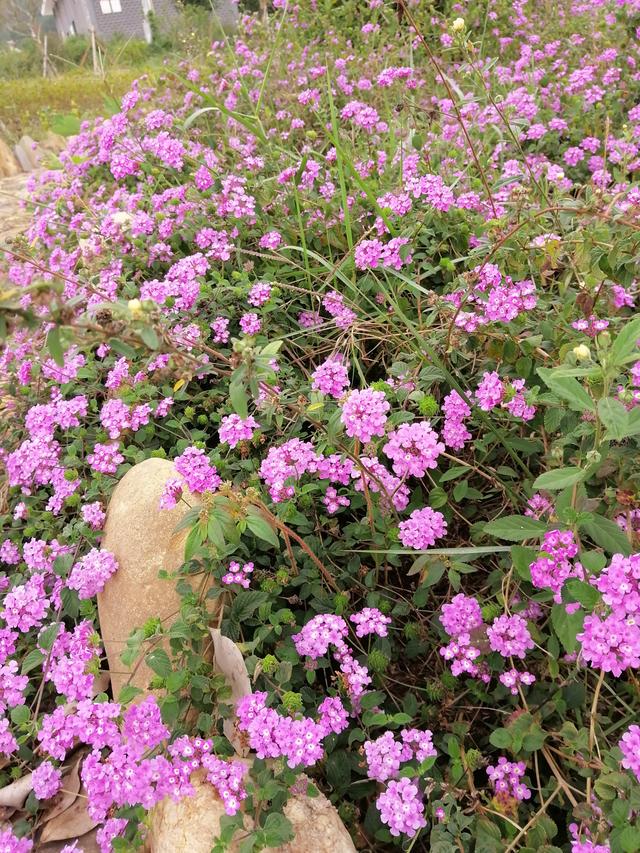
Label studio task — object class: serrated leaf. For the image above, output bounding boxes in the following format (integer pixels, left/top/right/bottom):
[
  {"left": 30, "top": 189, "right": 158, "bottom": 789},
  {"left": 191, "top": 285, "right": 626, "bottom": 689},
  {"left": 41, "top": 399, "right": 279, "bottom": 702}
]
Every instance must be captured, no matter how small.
[
  {"left": 46, "top": 326, "right": 65, "bottom": 366},
  {"left": 484, "top": 515, "right": 547, "bottom": 541},
  {"left": 611, "top": 315, "right": 640, "bottom": 366},
  {"left": 146, "top": 648, "right": 172, "bottom": 678},
  {"left": 533, "top": 467, "right": 586, "bottom": 490},
  {"left": 551, "top": 603, "right": 584, "bottom": 653},
  {"left": 565, "top": 579, "right": 600, "bottom": 609},
  {"left": 537, "top": 368, "right": 595, "bottom": 412},
  {"left": 581, "top": 515, "right": 632, "bottom": 556},
  {"left": 229, "top": 377, "right": 248, "bottom": 419},
  {"left": 21, "top": 649, "right": 44, "bottom": 675},
  {"left": 245, "top": 510, "right": 279, "bottom": 547},
  {"left": 598, "top": 397, "right": 630, "bottom": 440}
]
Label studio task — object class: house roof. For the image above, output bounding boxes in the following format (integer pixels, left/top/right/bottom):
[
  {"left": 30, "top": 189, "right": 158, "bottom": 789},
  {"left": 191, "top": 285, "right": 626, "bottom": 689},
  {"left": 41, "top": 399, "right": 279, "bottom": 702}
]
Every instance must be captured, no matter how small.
[{"left": 41, "top": 1, "right": 56, "bottom": 15}]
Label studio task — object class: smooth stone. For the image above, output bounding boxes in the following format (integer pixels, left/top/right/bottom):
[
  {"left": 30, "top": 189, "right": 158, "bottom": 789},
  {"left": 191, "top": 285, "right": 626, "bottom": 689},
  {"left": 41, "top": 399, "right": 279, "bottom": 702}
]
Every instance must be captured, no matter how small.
[
  {"left": 13, "top": 135, "right": 40, "bottom": 172},
  {"left": 146, "top": 771, "right": 356, "bottom": 853},
  {"left": 98, "top": 457, "right": 208, "bottom": 699},
  {"left": 0, "top": 138, "right": 20, "bottom": 178}
]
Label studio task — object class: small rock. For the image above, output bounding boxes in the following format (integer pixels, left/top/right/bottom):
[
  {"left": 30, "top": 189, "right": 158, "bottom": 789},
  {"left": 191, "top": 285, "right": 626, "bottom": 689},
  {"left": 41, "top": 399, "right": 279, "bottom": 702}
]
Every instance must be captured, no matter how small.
[
  {"left": 13, "top": 135, "right": 41, "bottom": 172},
  {"left": 146, "top": 771, "right": 356, "bottom": 853},
  {"left": 0, "top": 138, "right": 20, "bottom": 178},
  {"left": 98, "top": 457, "right": 213, "bottom": 699}
]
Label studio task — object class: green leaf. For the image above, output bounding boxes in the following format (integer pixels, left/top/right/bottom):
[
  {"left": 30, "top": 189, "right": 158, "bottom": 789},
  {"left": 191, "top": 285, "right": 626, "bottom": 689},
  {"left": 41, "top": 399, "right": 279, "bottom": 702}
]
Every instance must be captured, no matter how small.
[
  {"left": 581, "top": 516, "right": 632, "bottom": 555},
  {"left": 565, "top": 579, "right": 600, "bottom": 609},
  {"left": 511, "top": 545, "right": 536, "bottom": 581},
  {"left": 46, "top": 326, "right": 65, "bottom": 366},
  {"left": 21, "top": 649, "right": 44, "bottom": 675},
  {"left": 551, "top": 603, "right": 584, "bottom": 654},
  {"left": 537, "top": 368, "right": 595, "bottom": 412},
  {"left": 146, "top": 648, "right": 172, "bottom": 677},
  {"left": 326, "top": 750, "right": 352, "bottom": 789},
  {"left": 262, "top": 813, "right": 294, "bottom": 848},
  {"left": 138, "top": 325, "right": 160, "bottom": 350},
  {"left": 611, "top": 315, "right": 640, "bottom": 366},
  {"left": 484, "top": 515, "right": 547, "bottom": 541},
  {"left": 533, "top": 467, "right": 586, "bottom": 490},
  {"left": 598, "top": 397, "right": 630, "bottom": 440},
  {"left": 184, "top": 523, "right": 204, "bottom": 561},
  {"left": 229, "top": 377, "right": 249, "bottom": 419},
  {"left": 10, "top": 705, "right": 30, "bottom": 725},
  {"left": 231, "top": 591, "right": 268, "bottom": 622},
  {"left": 50, "top": 112, "right": 81, "bottom": 137},
  {"left": 489, "top": 728, "right": 512, "bottom": 749},
  {"left": 245, "top": 510, "right": 279, "bottom": 548}
]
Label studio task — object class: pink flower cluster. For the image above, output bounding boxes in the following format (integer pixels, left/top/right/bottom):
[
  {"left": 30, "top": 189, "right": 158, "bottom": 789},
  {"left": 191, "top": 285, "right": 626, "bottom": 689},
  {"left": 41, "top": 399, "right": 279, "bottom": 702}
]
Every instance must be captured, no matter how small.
[
  {"left": 498, "top": 669, "right": 536, "bottom": 695},
  {"left": 529, "top": 529, "right": 582, "bottom": 600},
  {"left": 382, "top": 421, "right": 445, "bottom": 478},
  {"left": 376, "top": 777, "right": 427, "bottom": 838},
  {"left": 221, "top": 561, "right": 254, "bottom": 588},
  {"left": 247, "top": 281, "right": 272, "bottom": 306},
  {"left": 236, "top": 691, "right": 348, "bottom": 768},
  {"left": 487, "top": 614, "right": 535, "bottom": 659},
  {"left": 619, "top": 724, "right": 640, "bottom": 783},
  {"left": 441, "top": 390, "right": 472, "bottom": 450},
  {"left": 593, "top": 553, "right": 640, "bottom": 618},
  {"left": 218, "top": 414, "right": 260, "bottom": 448},
  {"left": 486, "top": 757, "right": 531, "bottom": 801},
  {"left": 398, "top": 507, "right": 447, "bottom": 549},
  {"left": 340, "top": 389, "right": 390, "bottom": 443},
  {"left": 578, "top": 613, "right": 640, "bottom": 676},
  {"left": 311, "top": 357, "right": 350, "bottom": 398},
  {"left": 67, "top": 548, "right": 119, "bottom": 599},
  {"left": 350, "top": 607, "right": 391, "bottom": 638},
  {"left": 160, "top": 446, "right": 222, "bottom": 509},
  {"left": 292, "top": 613, "right": 373, "bottom": 704},
  {"left": 364, "top": 728, "right": 436, "bottom": 782}
]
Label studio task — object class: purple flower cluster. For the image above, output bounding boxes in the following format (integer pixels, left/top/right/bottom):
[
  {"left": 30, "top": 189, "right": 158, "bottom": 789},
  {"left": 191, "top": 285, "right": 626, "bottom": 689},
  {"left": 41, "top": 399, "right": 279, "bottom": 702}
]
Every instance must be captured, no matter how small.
[
  {"left": 292, "top": 613, "right": 373, "bottom": 704},
  {"left": 376, "top": 777, "right": 427, "bottom": 838},
  {"left": 364, "top": 728, "right": 436, "bottom": 783},
  {"left": 382, "top": 421, "right": 445, "bottom": 478},
  {"left": 67, "top": 549, "right": 119, "bottom": 600},
  {"left": 247, "top": 281, "right": 272, "bottom": 306},
  {"left": 486, "top": 757, "right": 531, "bottom": 801},
  {"left": 578, "top": 613, "right": 640, "bottom": 676},
  {"left": 218, "top": 414, "right": 260, "bottom": 448},
  {"left": 398, "top": 507, "right": 447, "bottom": 549},
  {"left": 441, "top": 390, "right": 471, "bottom": 450},
  {"left": 311, "top": 357, "right": 350, "bottom": 398},
  {"left": 619, "top": 724, "right": 640, "bottom": 783},
  {"left": 529, "top": 529, "right": 582, "bottom": 600},
  {"left": 221, "top": 561, "right": 254, "bottom": 588},
  {"left": 160, "top": 446, "right": 222, "bottom": 509},
  {"left": 236, "top": 691, "right": 348, "bottom": 768},
  {"left": 340, "top": 389, "right": 390, "bottom": 443},
  {"left": 499, "top": 668, "right": 536, "bottom": 694},
  {"left": 487, "top": 614, "right": 535, "bottom": 659},
  {"left": 593, "top": 553, "right": 640, "bottom": 617},
  {"left": 32, "top": 760, "right": 62, "bottom": 800},
  {"left": 350, "top": 607, "right": 391, "bottom": 638}
]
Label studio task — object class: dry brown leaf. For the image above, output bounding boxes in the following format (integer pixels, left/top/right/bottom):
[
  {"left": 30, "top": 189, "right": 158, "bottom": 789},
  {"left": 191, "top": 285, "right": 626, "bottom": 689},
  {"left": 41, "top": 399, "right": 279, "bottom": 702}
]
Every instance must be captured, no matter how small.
[
  {"left": 209, "top": 627, "right": 251, "bottom": 756},
  {"left": 0, "top": 773, "right": 32, "bottom": 809},
  {"left": 39, "top": 786, "right": 98, "bottom": 843},
  {"left": 38, "top": 828, "right": 100, "bottom": 853}
]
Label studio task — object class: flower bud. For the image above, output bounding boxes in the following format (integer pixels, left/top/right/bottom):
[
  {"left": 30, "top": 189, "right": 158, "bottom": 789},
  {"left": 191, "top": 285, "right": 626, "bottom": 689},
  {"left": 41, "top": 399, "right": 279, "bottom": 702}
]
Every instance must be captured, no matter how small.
[{"left": 572, "top": 344, "right": 591, "bottom": 361}]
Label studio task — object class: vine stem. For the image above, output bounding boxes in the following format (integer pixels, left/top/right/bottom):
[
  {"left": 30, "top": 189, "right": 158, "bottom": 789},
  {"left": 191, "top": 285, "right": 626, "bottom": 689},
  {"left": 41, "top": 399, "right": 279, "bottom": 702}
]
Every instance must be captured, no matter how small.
[
  {"left": 503, "top": 785, "right": 562, "bottom": 853},
  {"left": 586, "top": 669, "right": 606, "bottom": 804}
]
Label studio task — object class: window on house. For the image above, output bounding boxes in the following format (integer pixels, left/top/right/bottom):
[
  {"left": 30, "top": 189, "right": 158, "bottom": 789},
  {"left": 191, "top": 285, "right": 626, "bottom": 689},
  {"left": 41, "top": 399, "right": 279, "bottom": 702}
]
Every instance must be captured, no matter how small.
[{"left": 100, "top": 0, "right": 122, "bottom": 13}]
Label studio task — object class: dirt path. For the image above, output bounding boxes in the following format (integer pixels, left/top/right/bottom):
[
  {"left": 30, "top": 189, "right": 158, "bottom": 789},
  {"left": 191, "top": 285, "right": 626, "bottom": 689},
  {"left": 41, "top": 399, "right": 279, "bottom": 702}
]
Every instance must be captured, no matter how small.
[{"left": 0, "top": 173, "right": 33, "bottom": 244}]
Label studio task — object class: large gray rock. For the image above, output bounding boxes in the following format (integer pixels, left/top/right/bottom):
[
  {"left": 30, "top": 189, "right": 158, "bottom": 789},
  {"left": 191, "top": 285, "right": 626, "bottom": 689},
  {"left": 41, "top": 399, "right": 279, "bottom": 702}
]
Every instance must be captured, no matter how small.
[
  {"left": 146, "top": 771, "right": 356, "bottom": 853},
  {"left": 98, "top": 457, "right": 211, "bottom": 699},
  {"left": 212, "top": 0, "right": 239, "bottom": 33}
]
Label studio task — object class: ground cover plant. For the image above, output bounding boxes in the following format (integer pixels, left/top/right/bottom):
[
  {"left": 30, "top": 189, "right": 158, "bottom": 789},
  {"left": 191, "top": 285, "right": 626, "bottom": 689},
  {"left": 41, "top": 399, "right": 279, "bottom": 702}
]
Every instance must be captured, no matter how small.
[{"left": 2, "top": 0, "right": 640, "bottom": 850}]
